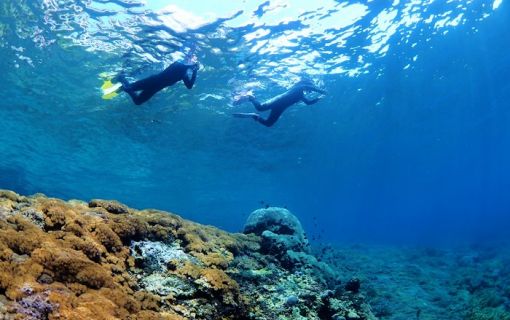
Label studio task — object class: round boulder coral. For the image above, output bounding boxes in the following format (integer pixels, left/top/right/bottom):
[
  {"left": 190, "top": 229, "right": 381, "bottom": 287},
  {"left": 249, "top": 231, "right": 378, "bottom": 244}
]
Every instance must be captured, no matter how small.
[{"left": 243, "top": 207, "right": 309, "bottom": 254}]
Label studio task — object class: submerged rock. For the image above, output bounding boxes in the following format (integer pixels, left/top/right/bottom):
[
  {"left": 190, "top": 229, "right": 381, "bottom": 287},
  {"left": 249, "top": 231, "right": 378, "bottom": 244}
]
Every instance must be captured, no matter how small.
[
  {"left": 243, "top": 207, "right": 339, "bottom": 287},
  {"left": 244, "top": 207, "right": 310, "bottom": 255},
  {"left": 0, "top": 190, "right": 375, "bottom": 320}
]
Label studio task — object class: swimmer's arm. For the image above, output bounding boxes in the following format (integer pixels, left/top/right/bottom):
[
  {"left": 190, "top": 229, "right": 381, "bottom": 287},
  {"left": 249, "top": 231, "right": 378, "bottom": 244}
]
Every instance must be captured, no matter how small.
[
  {"left": 183, "top": 64, "right": 198, "bottom": 89},
  {"left": 302, "top": 96, "right": 321, "bottom": 105},
  {"left": 304, "top": 85, "right": 327, "bottom": 95}
]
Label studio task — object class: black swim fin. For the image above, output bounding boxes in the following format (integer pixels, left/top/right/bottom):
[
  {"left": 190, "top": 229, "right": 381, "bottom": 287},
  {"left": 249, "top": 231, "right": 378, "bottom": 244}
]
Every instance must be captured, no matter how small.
[{"left": 233, "top": 112, "right": 259, "bottom": 119}]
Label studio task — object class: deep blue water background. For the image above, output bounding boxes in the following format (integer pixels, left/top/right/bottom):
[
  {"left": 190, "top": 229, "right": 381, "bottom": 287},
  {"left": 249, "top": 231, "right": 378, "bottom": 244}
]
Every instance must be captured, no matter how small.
[{"left": 1, "top": 0, "right": 509, "bottom": 245}]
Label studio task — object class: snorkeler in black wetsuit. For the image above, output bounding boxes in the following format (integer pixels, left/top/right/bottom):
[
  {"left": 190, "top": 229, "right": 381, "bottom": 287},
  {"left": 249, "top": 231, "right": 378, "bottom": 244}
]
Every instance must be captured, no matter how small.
[
  {"left": 117, "top": 61, "right": 199, "bottom": 105},
  {"left": 233, "top": 80, "right": 326, "bottom": 127}
]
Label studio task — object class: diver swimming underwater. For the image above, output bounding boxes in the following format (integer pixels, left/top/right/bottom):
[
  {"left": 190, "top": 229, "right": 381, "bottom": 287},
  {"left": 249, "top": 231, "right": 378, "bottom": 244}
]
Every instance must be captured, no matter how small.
[
  {"left": 232, "top": 79, "right": 327, "bottom": 127},
  {"left": 102, "top": 60, "right": 199, "bottom": 105},
  {"left": 99, "top": 49, "right": 325, "bottom": 129}
]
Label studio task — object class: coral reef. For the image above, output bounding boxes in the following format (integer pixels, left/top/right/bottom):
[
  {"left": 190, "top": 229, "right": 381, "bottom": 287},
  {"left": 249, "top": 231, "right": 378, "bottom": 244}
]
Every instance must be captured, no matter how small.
[
  {"left": 0, "top": 190, "right": 375, "bottom": 320},
  {"left": 315, "top": 243, "right": 510, "bottom": 320},
  {"left": 244, "top": 207, "right": 310, "bottom": 255}
]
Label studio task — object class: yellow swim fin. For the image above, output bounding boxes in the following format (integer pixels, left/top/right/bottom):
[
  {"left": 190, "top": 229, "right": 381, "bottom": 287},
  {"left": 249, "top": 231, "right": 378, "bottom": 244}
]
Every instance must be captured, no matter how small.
[{"left": 101, "top": 79, "right": 122, "bottom": 100}]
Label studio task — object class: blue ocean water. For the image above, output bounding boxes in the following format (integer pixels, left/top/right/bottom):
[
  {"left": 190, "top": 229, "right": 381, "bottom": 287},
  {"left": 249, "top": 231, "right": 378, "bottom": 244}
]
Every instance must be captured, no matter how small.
[{"left": 0, "top": 0, "right": 509, "bottom": 245}]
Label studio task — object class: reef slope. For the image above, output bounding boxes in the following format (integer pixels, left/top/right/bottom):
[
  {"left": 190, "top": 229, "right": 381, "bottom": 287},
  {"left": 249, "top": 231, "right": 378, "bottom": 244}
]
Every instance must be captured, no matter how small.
[{"left": 0, "top": 190, "right": 374, "bottom": 320}]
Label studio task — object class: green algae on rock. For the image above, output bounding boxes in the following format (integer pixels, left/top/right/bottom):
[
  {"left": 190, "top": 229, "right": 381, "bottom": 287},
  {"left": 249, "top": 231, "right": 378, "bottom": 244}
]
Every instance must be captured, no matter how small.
[{"left": 0, "top": 190, "right": 375, "bottom": 320}]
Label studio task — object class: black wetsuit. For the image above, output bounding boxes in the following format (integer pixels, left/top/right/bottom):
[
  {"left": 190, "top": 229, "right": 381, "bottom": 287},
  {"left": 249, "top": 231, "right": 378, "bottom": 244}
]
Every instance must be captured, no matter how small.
[
  {"left": 119, "top": 61, "right": 198, "bottom": 105},
  {"left": 236, "top": 81, "right": 326, "bottom": 127}
]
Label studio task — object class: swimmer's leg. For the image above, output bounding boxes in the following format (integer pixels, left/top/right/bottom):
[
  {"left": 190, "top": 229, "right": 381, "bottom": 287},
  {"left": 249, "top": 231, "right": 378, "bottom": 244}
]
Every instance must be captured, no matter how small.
[
  {"left": 117, "top": 74, "right": 160, "bottom": 92},
  {"left": 116, "top": 77, "right": 141, "bottom": 104},
  {"left": 233, "top": 109, "right": 283, "bottom": 127},
  {"left": 130, "top": 88, "right": 159, "bottom": 105},
  {"left": 249, "top": 96, "right": 271, "bottom": 112},
  {"left": 115, "top": 74, "right": 161, "bottom": 105},
  {"left": 128, "top": 75, "right": 160, "bottom": 92},
  {"left": 114, "top": 74, "right": 130, "bottom": 90},
  {"left": 233, "top": 105, "right": 285, "bottom": 127},
  {"left": 256, "top": 108, "right": 283, "bottom": 127}
]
